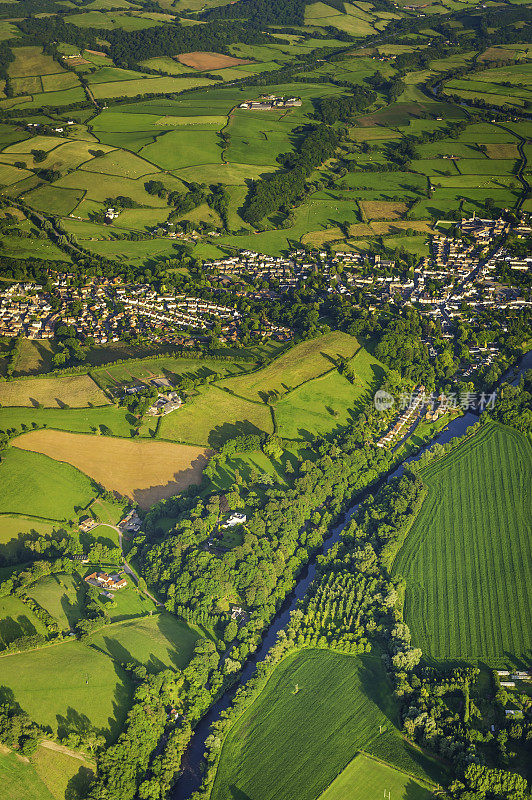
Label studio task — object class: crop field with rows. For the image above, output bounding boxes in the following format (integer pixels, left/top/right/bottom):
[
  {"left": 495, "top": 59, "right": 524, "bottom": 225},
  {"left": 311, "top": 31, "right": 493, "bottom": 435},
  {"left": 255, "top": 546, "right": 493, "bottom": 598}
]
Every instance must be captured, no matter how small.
[{"left": 393, "top": 421, "right": 532, "bottom": 664}]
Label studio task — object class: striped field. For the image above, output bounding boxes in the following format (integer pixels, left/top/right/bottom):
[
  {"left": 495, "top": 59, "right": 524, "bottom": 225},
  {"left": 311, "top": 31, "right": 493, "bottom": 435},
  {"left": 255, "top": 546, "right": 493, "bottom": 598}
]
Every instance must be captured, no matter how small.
[{"left": 392, "top": 421, "right": 532, "bottom": 664}]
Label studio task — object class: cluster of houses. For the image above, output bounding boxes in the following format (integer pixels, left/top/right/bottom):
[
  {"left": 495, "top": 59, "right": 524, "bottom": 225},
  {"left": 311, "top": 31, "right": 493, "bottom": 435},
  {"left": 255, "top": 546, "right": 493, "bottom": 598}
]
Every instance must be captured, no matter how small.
[
  {"left": 239, "top": 95, "right": 302, "bottom": 110},
  {"left": 147, "top": 392, "right": 183, "bottom": 416},
  {"left": 0, "top": 276, "right": 292, "bottom": 345},
  {"left": 496, "top": 669, "right": 531, "bottom": 718},
  {"left": 376, "top": 386, "right": 426, "bottom": 448},
  {"left": 118, "top": 509, "right": 142, "bottom": 533}
]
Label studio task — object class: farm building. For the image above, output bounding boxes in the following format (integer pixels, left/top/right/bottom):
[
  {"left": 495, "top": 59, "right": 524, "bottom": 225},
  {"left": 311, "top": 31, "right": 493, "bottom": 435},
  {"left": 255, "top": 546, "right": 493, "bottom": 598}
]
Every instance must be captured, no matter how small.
[{"left": 85, "top": 571, "right": 127, "bottom": 590}]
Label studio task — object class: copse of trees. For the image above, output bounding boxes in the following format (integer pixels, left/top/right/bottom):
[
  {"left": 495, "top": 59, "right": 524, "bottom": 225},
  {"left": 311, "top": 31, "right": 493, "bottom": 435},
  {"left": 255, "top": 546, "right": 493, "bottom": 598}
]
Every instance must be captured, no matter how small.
[
  {"left": 204, "top": 0, "right": 306, "bottom": 26},
  {"left": 242, "top": 124, "right": 340, "bottom": 225},
  {"left": 314, "top": 87, "right": 377, "bottom": 123}
]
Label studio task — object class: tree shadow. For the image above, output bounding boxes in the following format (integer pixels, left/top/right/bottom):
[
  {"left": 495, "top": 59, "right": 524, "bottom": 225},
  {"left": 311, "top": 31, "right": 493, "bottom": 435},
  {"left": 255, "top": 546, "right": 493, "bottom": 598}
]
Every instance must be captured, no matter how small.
[
  {"left": 229, "top": 787, "right": 253, "bottom": 800},
  {"left": 0, "top": 614, "right": 37, "bottom": 644},
  {"left": 65, "top": 765, "right": 94, "bottom": 800},
  {"left": 208, "top": 420, "right": 266, "bottom": 450},
  {"left": 56, "top": 707, "right": 102, "bottom": 743},
  {"left": 97, "top": 635, "right": 135, "bottom": 666}
]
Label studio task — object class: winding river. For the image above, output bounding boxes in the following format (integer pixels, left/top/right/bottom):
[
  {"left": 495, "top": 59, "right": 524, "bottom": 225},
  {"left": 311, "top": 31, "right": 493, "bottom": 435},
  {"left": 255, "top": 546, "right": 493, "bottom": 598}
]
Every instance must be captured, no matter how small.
[{"left": 174, "top": 350, "right": 532, "bottom": 798}]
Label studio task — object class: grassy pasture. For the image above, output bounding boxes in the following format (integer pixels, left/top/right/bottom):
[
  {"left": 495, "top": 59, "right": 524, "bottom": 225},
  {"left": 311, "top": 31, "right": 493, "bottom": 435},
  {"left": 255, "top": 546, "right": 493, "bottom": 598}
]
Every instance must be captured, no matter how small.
[
  {"left": 139, "top": 129, "right": 223, "bottom": 169},
  {"left": 211, "top": 649, "right": 442, "bottom": 800},
  {"left": 30, "top": 745, "right": 94, "bottom": 800},
  {"left": 40, "top": 72, "right": 81, "bottom": 92},
  {"left": 22, "top": 185, "right": 85, "bottom": 216},
  {"left": 220, "top": 332, "right": 360, "bottom": 402},
  {"left": 90, "top": 76, "right": 213, "bottom": 99},
  {"left": 12, "top": 430, "right": 210, "bottom": 509},
  {"left": 0, "top": 404, "right": 132, "bottom": 437},
  {"left": 9, "top": 47, "right": 63, "bottom": 78},
  {"left": 158, "top": 385, "right": 274, "bottom": 447},
  {"left": 0, "top": 595, "right": 48, "bottom": 647},
  {"left": 81, "top": 149, "right": 155, "bottom": 178},
  {"left": 0, "top": 750, "right": 54, "bottom": 800},
  {"left": 392, "top": 421, "right": 532, "bottom": 664},
  {"left": 0, "top": 374, "right": 108, "bottom": 408},
  {"left": 26, "top": 573, "right": 84, "bottom": 632},
  {"left": 91, "top": 353, "right": 252, "bottom": 389},
  {"left": 0, "top": 516, "right": 60, "bottom": 561},
  {"left": 0, "top": 447, "right": 96, "bottom": 520},
  {"left": 319, "top": 754, "right": 434, "bottom": 800},
  {"left": 0, "top": 640, "right": 132, "bottom": 740},
  {"left": 54, "top": 170, "right": 168, "bottom": 206},
  {"left": 88, "top": 612, "right": 199, "bottom": 669},
  {"left": 275, "top": 345, "right": 385, "bottom": 439}
]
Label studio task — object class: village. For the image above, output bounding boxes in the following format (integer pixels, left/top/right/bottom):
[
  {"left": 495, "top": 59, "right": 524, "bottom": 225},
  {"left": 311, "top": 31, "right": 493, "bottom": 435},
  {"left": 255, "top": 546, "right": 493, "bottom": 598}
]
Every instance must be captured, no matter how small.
[
  {"left": 0, "top": 215, "right": 528, "bottom": 368},
  {"left": 0, "top": 277, "right": 292, "bottom": 345}
]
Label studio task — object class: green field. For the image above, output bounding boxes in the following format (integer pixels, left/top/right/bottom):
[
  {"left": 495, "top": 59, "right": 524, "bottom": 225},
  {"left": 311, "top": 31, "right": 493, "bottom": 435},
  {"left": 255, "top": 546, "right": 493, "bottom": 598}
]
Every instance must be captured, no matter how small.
[
  {"left": 26, "top": 573, "right": 84, "bottom": 631},
  {"left": 0, "top": 750, "right": 54, "bottom": 800},
  {"left": 211, "top": 649, "right": 442, "bottom": 800},
  {"left": 275, "top": 345, "right": 385, "bottom": 439},
  {"left": 0, "top": 404, "right": 132, "bottom": 437},
  {"left": 29, "top": 745, "right": 94, "bottom": 800},
  {"left": 319, "top": 753, "right": 434, "bottom": 800},
  {"left": 88, "top": 612, "right": 199, "bottom": 669},
  {"left": 219, "top": 332, "right": 360, "bottom": 402},
  {"left": 158, "top": 384, "right": 274, "bottom": 446},
  {"left": 91, "top": 353, "right": 253, "bottom": 390},
  {"left": 0, "top": 595, "right": 48, "bottom": 647},
  {"left": 0, "top": 515, "right": 60, "bottom": 560},
  {"left": 0, "top": 640, "right": 132, "bottom": 739},
  {"left": 0, "top": 448, "right": 96, "bottom": 520},
  {"left": 392, "top": 421, "right": 532, "bottom": 664}
]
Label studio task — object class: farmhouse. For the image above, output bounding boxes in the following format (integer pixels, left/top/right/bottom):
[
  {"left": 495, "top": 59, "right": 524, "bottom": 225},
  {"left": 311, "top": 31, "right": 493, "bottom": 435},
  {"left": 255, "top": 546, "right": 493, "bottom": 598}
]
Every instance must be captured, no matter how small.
[
  {"left": 85, "top": 571, "right": 127, "bottom": 590},
  {"left": 79, "top": 516, "right": 97, "bottom": 533},
  {"left": 148, "top": 392, "right": 183, "bottom": 416},
  {"left": 119, "top": 509, "right": 142, "bottom": 533}
]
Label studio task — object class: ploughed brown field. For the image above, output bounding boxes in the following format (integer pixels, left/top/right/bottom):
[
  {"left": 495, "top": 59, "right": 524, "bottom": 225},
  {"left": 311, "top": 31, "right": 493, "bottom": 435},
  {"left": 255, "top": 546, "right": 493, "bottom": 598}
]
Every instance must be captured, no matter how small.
[
  {"left": 12, "top": 429, "right": 210, "bottom": 508},
  {"left": 176, "top": 51, "right": 253, "bottom": 70}
]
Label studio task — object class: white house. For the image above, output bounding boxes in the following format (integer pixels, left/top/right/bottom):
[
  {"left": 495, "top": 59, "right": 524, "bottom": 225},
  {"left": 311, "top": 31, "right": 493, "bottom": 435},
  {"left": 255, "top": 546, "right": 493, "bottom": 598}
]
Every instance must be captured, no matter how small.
[{"left": 223, "top": 512, "right": 247, "bottom": 528}]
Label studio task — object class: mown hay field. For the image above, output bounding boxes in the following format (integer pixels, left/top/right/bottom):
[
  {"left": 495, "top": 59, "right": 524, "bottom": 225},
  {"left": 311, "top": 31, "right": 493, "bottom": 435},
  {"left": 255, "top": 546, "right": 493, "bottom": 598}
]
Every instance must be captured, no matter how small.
[
  {"left": 29, "top": 745, "right": 94, "bottom": 800},
  {"left": 219, "top": 332, "right": 360, "bottom": 402},
  {"left": 211, "top": 649, "right": 442, "bottom": 800},
  {"left": 319, "top": 754, "right": 434, "bottom": 800},
  {"left": 177, "top": 51, "right": 253, "bottom": 70},
  {"left": 0, "top": 374, "right": 109, "bottom": 408},
  {"left": 12, "top": 430, "right": 210, "bottom": 508},
  {"left": 0, "top": 749, "right": 54, "bottom": 800},
  {"left": 392, "top": 421, "right": 532, "bottom": 663}
]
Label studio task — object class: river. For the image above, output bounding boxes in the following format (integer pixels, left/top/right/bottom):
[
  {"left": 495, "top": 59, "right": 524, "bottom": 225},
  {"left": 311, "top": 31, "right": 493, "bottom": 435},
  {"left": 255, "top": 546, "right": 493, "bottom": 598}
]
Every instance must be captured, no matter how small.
[{"left": 174, "top": 350, "right": 532, "bottom": 798}]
